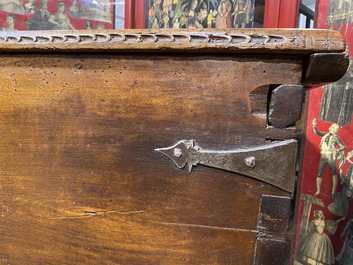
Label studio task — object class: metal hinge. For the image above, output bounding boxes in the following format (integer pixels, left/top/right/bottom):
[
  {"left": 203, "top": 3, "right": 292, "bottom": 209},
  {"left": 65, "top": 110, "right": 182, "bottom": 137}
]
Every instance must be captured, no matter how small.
[{"left": 156, "top": 139, "right": 297, "bottom": 192}]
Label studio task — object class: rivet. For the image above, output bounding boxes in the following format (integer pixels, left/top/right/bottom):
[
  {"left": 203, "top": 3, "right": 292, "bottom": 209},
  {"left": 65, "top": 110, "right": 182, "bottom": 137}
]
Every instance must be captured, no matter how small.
[
  {"left": 245, "top": 156, "right": 256, "bottom": 168},
  {"left": 173, "top": 148, "right": 182, "bottom": 157}
]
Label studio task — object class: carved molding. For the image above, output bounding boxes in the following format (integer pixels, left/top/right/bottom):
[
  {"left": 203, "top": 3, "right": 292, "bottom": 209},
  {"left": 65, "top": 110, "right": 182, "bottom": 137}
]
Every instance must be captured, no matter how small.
[{"left": 0, "top": 29, "right": 345, "bottom": 53}]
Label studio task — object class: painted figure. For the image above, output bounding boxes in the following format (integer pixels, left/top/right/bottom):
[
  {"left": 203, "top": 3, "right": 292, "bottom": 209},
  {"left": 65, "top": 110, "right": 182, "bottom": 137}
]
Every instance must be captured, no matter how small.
[
  {"left": 179, "top": 11, "right": 188, "bottom": 28},
  {"left": 48, "top": 1, "right": 75, "bottom": 30},
  {"left": 186, "top": 0, "right": 198, "bottom": 27},
  {"left": 297, "top": 194, "right": 324, "bottom": 247},
  {"left": 336, "top": 215, "right": 353, "bottom": 265},
  {"left": 300, "top": 210, "right": 342, "bottom": 265},
  {"left": 312, "top": 118, "right": 346, "bottom": 196},
  {"left": 27, "top": 0, "right": 53, "bottom": 30},
  {"left": 162, "top": 13, "right": 170, "bottom": 28},
  {"left": 207, "top": 9, "right": 216, "bottom": 28},
  {"left": 215, "top": 0, "right": 228, "bottom": 28},
  {"left": 24, "top": 0, "right": 36, "bottom": 13},
  {"left": 85, "top": 20, "right": 93, "bottom": 29},
  {"left": 147, "top": 0, "right": 254, "bottom": 29},
  {"left": 195, "top": 3, "right": 208, "bottom": 28},
  {"left": 148, "top": 1, "right": 162, "bottom": 29},
  {"left": 233, "top": 0, "right": 247, "bottom": 28},
  {"left": 2, "top": 13, "right": 17, "bottom": 31}
]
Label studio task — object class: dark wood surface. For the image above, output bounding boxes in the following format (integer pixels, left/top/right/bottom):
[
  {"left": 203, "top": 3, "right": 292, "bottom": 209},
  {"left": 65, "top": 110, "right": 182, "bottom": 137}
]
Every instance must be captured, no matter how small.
[
  {"left": 268, "top": 84, "right": 304, "bottom": 128},
  {"left": 0, "top": 29, "right": 347, "bottom": 264}
]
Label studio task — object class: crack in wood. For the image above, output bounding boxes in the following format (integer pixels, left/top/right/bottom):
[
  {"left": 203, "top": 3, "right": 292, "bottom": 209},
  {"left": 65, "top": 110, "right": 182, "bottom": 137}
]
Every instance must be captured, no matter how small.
[
  {"left": 150, "top": 220, "right": 258, "bottom": 233},
  {"left": 50, "top": 209, "right": 145, "bottom": 219}
]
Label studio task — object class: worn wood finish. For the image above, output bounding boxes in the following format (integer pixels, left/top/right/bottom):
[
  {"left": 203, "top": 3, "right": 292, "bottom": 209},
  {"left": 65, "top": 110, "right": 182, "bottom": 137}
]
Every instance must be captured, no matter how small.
[
  {"left": 303, "top": 53, "right": 350, "bottom": 88},
  {"left": 255, "top": 195, "right": 292, "bottom": 265},
  {"left": 268, "top": 84, "right": 304, "bottom": 128},
  {"left": 0, "top": 29, "right": 345, "bottom": 54},
  {"left": 0, "top": 29, "right": 347, "bottom": 264}
]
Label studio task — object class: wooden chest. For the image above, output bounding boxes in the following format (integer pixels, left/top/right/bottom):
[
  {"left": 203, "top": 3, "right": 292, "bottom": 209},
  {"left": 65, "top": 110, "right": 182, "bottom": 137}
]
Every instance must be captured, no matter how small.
[{"left": 0, "top": 29, "right": 347, "bottom": 265}]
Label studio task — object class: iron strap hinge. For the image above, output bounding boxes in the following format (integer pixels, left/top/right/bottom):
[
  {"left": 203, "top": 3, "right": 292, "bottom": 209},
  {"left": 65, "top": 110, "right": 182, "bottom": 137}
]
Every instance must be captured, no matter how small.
[{"left": 155, "top": 139, "right": 297, "bottom": 192}]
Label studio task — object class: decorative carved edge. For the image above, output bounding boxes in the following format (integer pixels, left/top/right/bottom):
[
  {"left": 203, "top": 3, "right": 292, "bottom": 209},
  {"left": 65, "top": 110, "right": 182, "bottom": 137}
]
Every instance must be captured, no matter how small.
[{"left": 0, "top": 29, "right": 345, "bottom": 54}]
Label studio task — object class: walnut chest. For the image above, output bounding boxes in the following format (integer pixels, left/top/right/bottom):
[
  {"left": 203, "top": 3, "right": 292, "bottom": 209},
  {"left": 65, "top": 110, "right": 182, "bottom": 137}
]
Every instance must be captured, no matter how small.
[{"left": 0, "top": 29, "right": 348, "bottom": 264}]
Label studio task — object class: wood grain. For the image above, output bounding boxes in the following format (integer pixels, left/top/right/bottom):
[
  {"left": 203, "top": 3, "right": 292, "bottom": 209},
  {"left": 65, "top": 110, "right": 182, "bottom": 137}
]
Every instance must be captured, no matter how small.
[
  {"left": 268, "top": 85, "right": 304, "bottom": 128},
  {"left": 0, "top": 29, "right": 348, "bottom": 264},
  {"left": 303, "top": 53, "right": 350, "bottom": 88},
  {"left": 0, "top": 29, "right": 345, "bottom": 54}
]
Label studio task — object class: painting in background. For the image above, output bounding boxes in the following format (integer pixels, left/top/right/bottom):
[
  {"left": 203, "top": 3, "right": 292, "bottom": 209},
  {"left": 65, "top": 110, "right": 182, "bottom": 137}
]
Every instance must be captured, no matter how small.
[
  {"left": 147, "top": 0, "right": 255, "bottom": 29},
  {"left": 293, "top": 0, "right": 353, "bottom": 265},
  {"left": 0, "top": 0, "right": 114, "bottom": 31}
]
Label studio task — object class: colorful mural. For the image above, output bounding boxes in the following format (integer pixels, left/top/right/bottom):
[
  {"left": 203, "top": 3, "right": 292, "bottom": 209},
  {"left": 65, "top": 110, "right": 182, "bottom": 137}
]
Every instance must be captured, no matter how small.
[
  {"left": 0, "top": 0, "right": 114, "bottom": 30},
  {"left": 147, "top": 0, "right": 255, "bottom": 29},
  {"left": 293, "top": 0, "right": 353, "bottom": 264}
]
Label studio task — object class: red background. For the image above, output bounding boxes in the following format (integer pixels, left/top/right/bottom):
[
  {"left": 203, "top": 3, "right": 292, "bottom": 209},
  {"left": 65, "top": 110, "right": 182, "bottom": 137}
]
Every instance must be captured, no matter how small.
[{"left": 293, "top": 0, "right": 353, "bottom": 259}]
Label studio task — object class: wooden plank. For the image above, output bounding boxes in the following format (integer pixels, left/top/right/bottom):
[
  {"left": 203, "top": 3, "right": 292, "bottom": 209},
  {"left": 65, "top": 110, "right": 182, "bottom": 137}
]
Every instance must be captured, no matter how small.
[
  {"left": 254, "top": 195, "right": 291, "bottom": 265},
  {"left": 268, "top": 84, "right": 304, "bottom": 128},
  {"left": 0, "top": 28, "right": 347, "bottom": 264},
  {"left": 0, "top": 29, "right": 345, "bottom": 54},
  {"left": 0, "top": 217, "right": 257, "bottom": 264},
  {"left": 0, "top": 53, "right": 297, "bottom": 263},
  {"left": 303, "top": 53, "right": 350, "bottom": 88}
]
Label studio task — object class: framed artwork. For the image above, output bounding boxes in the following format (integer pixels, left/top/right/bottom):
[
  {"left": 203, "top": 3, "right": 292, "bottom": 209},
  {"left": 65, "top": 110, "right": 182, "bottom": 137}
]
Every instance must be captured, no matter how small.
[
  {"left": 292, "top": 1, "right": 353, "bottom": 265},
  {"left": 0, "top": 0, "right": 115, "bottom": 31},
  {"left": 146, "top": 0, "right": 255, "bottom": 29},
  {"left": 125, "top": 0, "right": 300, "bottom": 30}
]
